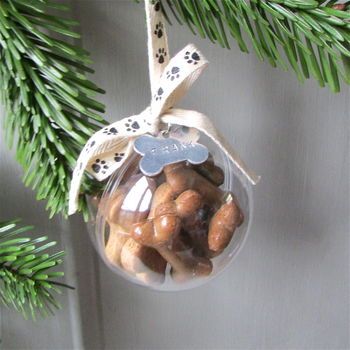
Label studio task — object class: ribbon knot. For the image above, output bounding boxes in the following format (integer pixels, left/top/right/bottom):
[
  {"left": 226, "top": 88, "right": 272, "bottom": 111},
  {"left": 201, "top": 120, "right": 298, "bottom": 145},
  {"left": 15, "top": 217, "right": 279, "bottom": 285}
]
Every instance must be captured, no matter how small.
[{"left": 68, "top": 0, "right": 259, "bottom": 215}]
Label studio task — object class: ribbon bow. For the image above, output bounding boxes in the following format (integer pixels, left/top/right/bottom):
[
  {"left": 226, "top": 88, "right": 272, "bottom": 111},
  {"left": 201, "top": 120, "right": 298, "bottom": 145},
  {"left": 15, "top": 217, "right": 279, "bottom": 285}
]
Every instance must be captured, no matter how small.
[{"left": 68, "top": 0, "right": 260, "bottom": 215}]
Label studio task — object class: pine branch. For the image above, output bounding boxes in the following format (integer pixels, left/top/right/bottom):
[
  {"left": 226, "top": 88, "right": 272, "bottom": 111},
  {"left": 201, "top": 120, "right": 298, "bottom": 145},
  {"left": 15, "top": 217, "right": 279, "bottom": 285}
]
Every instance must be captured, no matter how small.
[
  {"left": 158, "top": 0, "right": 350, "bottom": 91},
  {"left": 0, "top": 219, "right": 71, "bottom": 319},
  {"left": 0, "top": 0, "right": 107, "bottom": 219}
]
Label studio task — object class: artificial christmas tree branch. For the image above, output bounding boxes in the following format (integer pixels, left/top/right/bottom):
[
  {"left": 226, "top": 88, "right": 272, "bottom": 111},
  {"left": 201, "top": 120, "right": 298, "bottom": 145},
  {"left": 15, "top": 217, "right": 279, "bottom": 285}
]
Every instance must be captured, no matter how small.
[
  {"left": 0, "top": 219, "right": 70, "bottom": 319},
  {"left": 156, "top": 0, "right": 350, "bottom": 91},
  {"left": 0, "top": 0, "right": 107, "bottom": 219}
]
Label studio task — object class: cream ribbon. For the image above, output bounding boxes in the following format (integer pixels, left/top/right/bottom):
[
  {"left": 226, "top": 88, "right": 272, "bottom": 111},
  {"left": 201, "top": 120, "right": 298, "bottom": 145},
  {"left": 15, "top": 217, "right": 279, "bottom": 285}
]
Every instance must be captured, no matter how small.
[{"left": 68, "top": 0, "right": 260, "bottom": 215}]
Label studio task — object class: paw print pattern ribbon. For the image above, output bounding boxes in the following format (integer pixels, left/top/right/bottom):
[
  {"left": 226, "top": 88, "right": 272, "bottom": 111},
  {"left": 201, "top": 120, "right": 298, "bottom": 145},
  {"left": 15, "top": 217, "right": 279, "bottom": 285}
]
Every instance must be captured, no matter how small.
[{"left": 68, "top": 0, "right": 260, "bottom": 215}]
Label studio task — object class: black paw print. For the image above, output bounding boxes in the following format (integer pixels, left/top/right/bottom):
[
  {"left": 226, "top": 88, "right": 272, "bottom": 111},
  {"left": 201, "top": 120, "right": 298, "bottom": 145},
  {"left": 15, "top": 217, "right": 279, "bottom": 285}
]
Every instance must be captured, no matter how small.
[
  {"left": 143, "top": 119, "right": 152, "bottom": 126},
  {"left": 125, "top": 118, "right": 140, "bottom": 133},
  {"left": 103, "top": 127, "right": 118, "bottom": 135},
  {"left": 184, "top": 51, "right": 200, "bottom": 65},
  {"left": 92, "top": 159, "right": 109, "bottom": 174},
  {"left": 85, "top": 140, "right": 95, "bottom": 154},
  {"left": 166, "top": 66, "right": 180, "bottom": 81},
  {"left": 153, "top": 0, "right": 161, "bottom": 11},
  {"left": 154, "top": 22, "right": 163, "bottom": 38},
  {"left": 154, "top": 87, "right": 164, "bottom": 101},
  {"left": 156, "top": 48, "right": 167, "bottom": 64},
  {"left": 114, "top": 152, "right": 125, "bottom": 162},
  {"left": 103, "top": 127, "right": 118, "bottom": 136}
]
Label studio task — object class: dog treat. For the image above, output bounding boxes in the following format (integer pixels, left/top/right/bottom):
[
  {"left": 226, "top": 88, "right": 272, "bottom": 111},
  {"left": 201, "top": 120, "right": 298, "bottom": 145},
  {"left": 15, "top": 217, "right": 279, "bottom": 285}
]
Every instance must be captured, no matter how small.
[
  {"left": 192, "top": 156, "right": 225, "bottom": 186},
  {"left": 104, "top": 174, "right": 156, "bottom": 267},
  {"left": 170, "top": 253, "right": 213, "bottom": 283},
  {"left": 102, "top": 157, "right": 244, "bottom": 286},
  {"left": 130, "top": 189, "right": 211, "bottom": 278},
  {"left": 105, "top": 225, "right": 129, "bottom": 266},
  {"left": 183, "top": 206, "right": 219, "bottom": 258},
  {"left": 107, "top": 191, "right": 127, "bottom": 225},
  {"left": 131, "top": 190, "right": 202, "bottom": 247},
  {"left": 164, "top": 162, "right": 224, "bottom": 208},
  {"left": 172, "top": 229, "right": 192, "bottom": 252},
  {"left": 148, "top": 182, "right": 175, "bottom": 219},
  {"left": 108, "top": 175, "right": 157, "bottom": 230},
  {"left": 162, "top": 247, "right": 213, "bottom": 282},
  {"left": 120, "top": 238, "right": 167, "bottom": 284},
  {"left": 208, "top": 195, "right": 243, "bottom": 252}
]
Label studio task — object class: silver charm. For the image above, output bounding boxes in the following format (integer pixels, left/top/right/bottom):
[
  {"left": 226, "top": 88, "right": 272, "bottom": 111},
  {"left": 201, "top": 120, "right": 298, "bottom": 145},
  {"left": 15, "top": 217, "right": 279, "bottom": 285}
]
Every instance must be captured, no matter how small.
[{"left": 134, "top": 134, "right": 209, "bottom": 176}]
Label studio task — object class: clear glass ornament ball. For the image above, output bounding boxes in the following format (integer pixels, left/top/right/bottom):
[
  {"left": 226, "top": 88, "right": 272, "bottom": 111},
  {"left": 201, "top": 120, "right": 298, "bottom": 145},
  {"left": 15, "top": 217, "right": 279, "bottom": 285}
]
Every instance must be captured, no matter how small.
[{"left": 88, "top": 128, "right": 253, "bottom": 291}]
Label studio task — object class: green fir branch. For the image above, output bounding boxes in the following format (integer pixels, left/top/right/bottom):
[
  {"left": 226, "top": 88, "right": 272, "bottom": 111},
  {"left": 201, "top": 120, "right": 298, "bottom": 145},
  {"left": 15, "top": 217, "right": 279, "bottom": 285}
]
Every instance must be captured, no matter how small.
[
  {"left": 0, "top": 0, "right": 107, "bottom": 219},
  {"left": 157, "top": 0, "right": 350, "bottom": 91},
  {"left": 0, "top": 219, "right": 71, "bottom": 319}
]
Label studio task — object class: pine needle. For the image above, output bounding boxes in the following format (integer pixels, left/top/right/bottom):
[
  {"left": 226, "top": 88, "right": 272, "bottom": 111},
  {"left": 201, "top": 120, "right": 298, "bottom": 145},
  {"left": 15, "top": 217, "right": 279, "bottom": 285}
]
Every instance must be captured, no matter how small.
[{"left": 0, "top": 219, "right": 71, "bottom": 319}]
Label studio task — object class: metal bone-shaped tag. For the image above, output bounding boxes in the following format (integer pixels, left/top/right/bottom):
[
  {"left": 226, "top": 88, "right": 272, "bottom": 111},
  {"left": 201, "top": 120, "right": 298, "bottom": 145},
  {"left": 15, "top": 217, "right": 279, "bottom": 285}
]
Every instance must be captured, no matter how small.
[{"left": 134, "top": 134, "right": 209, "bottom": 176}]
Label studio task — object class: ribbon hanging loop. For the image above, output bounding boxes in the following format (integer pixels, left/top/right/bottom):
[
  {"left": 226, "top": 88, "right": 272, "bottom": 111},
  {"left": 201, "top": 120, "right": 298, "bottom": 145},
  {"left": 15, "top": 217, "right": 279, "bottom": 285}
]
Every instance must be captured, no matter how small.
[{"left": 68, "top": 0, "right": 259, "bottom": 215}]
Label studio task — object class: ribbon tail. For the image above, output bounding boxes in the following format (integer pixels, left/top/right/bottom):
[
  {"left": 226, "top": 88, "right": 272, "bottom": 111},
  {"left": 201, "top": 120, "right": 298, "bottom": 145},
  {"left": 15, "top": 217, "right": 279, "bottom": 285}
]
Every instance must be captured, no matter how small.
[
  {"left": 68, "top": 109, "right": 155, "bottom": 215},
  {"left": 161, "top": 109, "right": 260, "bottom": 185},
  {"left": 68, "top": 139, "right": 133, "bottom": 215}
]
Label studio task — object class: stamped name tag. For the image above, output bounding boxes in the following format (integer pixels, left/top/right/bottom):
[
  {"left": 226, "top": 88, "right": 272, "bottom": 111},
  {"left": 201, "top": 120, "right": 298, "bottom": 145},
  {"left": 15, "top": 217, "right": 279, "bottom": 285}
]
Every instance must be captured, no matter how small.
[{"left": 134, "top": 134, "right": 209, "bottom": 176}]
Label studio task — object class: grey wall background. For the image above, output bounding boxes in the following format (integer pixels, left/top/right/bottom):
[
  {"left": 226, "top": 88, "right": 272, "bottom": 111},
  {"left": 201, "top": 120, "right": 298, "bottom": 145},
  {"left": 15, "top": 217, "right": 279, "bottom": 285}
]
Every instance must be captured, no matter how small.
[{"left": 0, "top": 1, "right": 349, "bottom": 349}]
